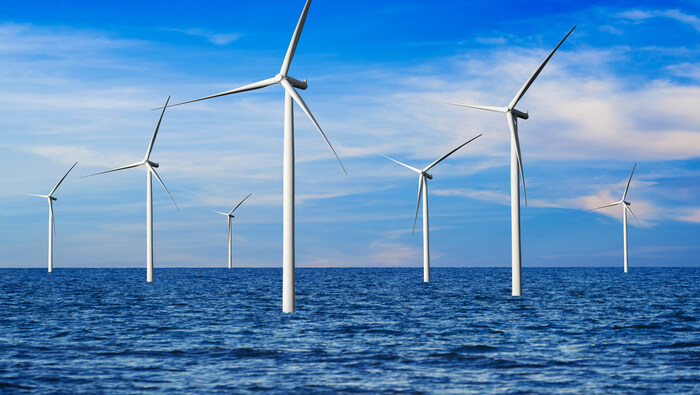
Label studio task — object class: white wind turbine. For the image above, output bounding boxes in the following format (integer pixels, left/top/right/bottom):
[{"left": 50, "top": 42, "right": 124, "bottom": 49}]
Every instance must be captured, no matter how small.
[
  {"left": 25, "top": 162, "right": 78, "bottom": 272},
  {"left": 160, "top": 0, "right": 344, "bottom": 313},
  {"left": 84, "top": 97, "right": 179, "bottom": 283},
  {"left": 432, "top": 26, "right": 575, "bottom": 296},
  {"left": 592, "top": 163, "right": 639, "bottom": 273},
  {"left": 209, "top": 193, "right": 252, "bottom": 269},
  {"left": 381, "top": 134, "right": 482, "bottom": 282}
]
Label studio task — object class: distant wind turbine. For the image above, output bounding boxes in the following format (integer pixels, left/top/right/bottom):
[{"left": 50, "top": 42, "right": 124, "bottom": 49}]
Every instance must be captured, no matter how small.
[
  {"left": 592, "top": 163, "right": 639, "bottom": 273},
  {"left": 209, "top": 193, "right": 252, "bottom": 269},
  {"left": 25, "top": 162, "right": 78, "bottom": 273},
  {"left": 431, "top": 26, "right": 575, "bottom": 296},
  {"left": 83, "top": 97, "right": 179, "bottom": 283},
  {"left": 159, "top": 0, "right": 344, "bottom": 313},
  {"left": 381, "top": 134, "right": 482, "bottom": 282}
]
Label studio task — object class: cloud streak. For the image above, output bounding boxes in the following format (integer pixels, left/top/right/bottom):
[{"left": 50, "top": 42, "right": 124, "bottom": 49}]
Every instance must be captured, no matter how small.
[
  {"left": 162, "top": 28, "right": 241, "bottom": 45},
  {"left": 618, "top": 9, "right": 700, "bottom": 32}
]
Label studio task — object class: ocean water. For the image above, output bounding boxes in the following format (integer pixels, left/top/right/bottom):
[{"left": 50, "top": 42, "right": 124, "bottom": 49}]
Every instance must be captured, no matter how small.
[{"left": 0, "top": 267, "right": 698, "bottom": 393}]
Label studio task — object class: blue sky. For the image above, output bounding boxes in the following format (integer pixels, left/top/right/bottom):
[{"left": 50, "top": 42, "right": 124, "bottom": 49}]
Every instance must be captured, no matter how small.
[{"left": 1, "top": 0, "right": 699, "bottom": 269}]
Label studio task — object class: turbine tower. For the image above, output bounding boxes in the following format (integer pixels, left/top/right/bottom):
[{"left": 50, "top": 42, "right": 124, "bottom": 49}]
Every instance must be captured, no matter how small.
[
  {"left": 380, "top": 134, "right": 482, "bottom": 282},
  {"left": 160, "top": 0, "right": 344, "bottom": 313},
  {"left": 433, "top": 26, "right": 575, "bottom": 296},
  {"left": 25, "top": 162, "right": 78, "bottom": 272},
  {"left": 209, "top": 193, "right": 252, "bottom": 269},
  {"left": 592, "top": 163, "right": 639, "bottom": 273},
  {"left": 84, "top": 97, "right": 178, "bottom": 283}
]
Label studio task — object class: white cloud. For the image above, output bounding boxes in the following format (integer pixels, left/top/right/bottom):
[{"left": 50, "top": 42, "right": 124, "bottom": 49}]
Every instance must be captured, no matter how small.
[
  {"left": 368, "top": 242, "right": 421, "bottom": 267},
  {"left": 618, "top": 9, "right": 700, "bottom": 32},
  {"left": 433, "top": 188, "right": 510, "bottom": 205},
  {"left": 0, "top": 23, "right": 140, "bottom": 55},
  {"left": 673, "top": 207, "right": 700, "bottom": 223},
  {"left": 666, "top": 62, "right": 700, "bottom": 80},
  {"left": 599, "top": 25, "right": 624, "bottom": 35},
  {"left": 474, "top": 36, "right": 508, "bottom": 45},
  {"left": 2, "top": 16, "right": 700, "bottom": 268},
  {"left": 162, "top": 28, "right": 241, "bottom": 45}
]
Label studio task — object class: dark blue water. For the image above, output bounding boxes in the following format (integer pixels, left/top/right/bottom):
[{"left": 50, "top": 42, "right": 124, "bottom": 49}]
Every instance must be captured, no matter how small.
[{"left": 0, "top": 268, "right": 698, "bottom": 393}]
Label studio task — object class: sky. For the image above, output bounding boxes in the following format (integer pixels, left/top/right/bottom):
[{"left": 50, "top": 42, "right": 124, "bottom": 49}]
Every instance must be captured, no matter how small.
[{"left": 1, "top": 0, "right": 699, "bottom": 269}]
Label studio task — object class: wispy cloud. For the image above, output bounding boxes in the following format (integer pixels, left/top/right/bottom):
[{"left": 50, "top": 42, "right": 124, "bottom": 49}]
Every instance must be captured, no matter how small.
[
  {"left": 474, "top": 36, "right": 508, "bottom": 45},
  {"left": 3, "top": 8, "right": 700, "bottom": 268},
  {"left": 368, "top": 242, "right": 421, "bottom": 267},
  {"left": 0, "top": 22, "right": 140, "bottom": 55},
  {"left": 673, "top": 207, "right": 700, "bottom": 223},
  {"left": 162, "top": 28, "right": 241, "bottom": 45},
  {"left": 666, "top": 62, "right": 700, "bottom": 80},
  {"left": 433, "top": 188, "right": 510, "bottom": 205},
  {"left": 617, "top": 9, "right": 700, "bottom": 32}
]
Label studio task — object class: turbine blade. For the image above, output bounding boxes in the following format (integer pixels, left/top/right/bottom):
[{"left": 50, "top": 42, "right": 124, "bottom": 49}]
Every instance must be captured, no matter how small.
[
  {"left": 49, "top": 162, "right": 78, "bottom": 196},
  {"left": 207, "top": 209, "right": 229, "bottom": 216},
  {"left": 509, "top": 117, "right": 527, "bottom": 206},
  {"left": 23, "top": 193, "right": 49, "bottom": 198},
  {"left": 148, "top": 165, "right": 179, "bottom": 212},
  {"left": 145, "top": 96, "right": 170, "bottom": 161},
  {"left": 81, "top": 161, "right": 144, "bottom": 178},
  {"left": 626, "top": 205, "right": 640, "bottom": 225},
  {"left": 412, "top": 175, "right": 423, "bottom": 234},
  {"left": 425, "top": 99, "right": 507, "bottom": 113},
  {"left": 281, "top": 79, "right": 347, "bottom": 175},
  {"left": 155, "top": 77, "right": 279, "bottom": 110},
  {"left": 508, "top": 25, "right": 576, "bottom": 110},
  {"left": 280, "top": 0, "right": 312, "bottom": 75},
  {"left": 230, "top": 193, "right": 252, "bottom": 215},
  {"left": 378, "top": 154, "right": 421, "bottom": 174},
  {"left": 622, "top": 162, "right": 637, "bottom": 201},
  {"left": 591, "top": 201, "right": 621, "bottom": 211},
  {"left": 424, "top": 134, "right": 482, "bottom": 172}
]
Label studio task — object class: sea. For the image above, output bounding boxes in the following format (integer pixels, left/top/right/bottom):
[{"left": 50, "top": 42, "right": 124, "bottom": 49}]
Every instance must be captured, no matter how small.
[{"left": 0, "top": 267, "right": 698, "bottom": 393}]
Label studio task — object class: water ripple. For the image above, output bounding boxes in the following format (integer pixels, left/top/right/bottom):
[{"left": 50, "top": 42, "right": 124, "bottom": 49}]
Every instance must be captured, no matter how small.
[{"left": 0, "top": 267, "right": 698, "bottom": 393}]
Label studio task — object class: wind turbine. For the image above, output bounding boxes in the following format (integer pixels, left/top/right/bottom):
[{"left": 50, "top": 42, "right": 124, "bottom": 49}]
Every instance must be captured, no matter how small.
[
  {"left": 209, "top": 193, "right": 252, "bottom": 269},
  {"left": 592, "top": 163, "right": 639, "bottom": 273},
  {"left": 380, "top": 134, "right": 482, "bottom": 282},
  {"left": 84, "top": 97, "right": 178, "bottom": 283},
  {"left": 160, "top": 0, "right": 344, "bottom": 313},
  {"left": 25, "top": 162, "right": 78, "bottom": 272},
  {"left": 432, "top": 26, "right": 575, "bottom": 296}
]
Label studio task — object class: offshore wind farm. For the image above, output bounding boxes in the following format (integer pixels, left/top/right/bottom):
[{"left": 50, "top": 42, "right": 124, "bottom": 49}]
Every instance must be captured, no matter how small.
[{"left": 1, "top": 0, "right": 699, "bottom": 393}]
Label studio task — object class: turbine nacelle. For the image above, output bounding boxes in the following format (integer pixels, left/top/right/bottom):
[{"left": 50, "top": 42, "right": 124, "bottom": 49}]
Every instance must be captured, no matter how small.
[
  {"left": 49, "top": 196, "right": 57, "bottom": 201},
  {"left": 511, "top": 108, "right": 529, "bottom": 120},
  {"left": 147, "top": 160, "right": 159, "bottom": 168},
  {"left": 423, "top": 172, "right": 433, "bottom": 180},
  {"left": 285, "top": 75, "right": 308, "bottom": 90}
]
